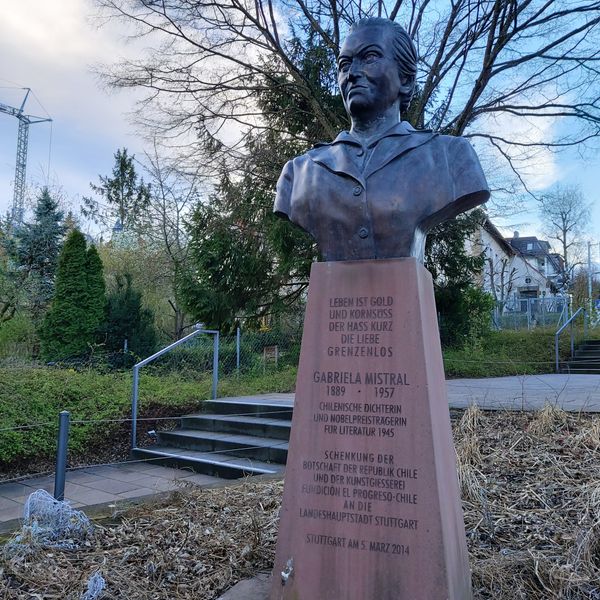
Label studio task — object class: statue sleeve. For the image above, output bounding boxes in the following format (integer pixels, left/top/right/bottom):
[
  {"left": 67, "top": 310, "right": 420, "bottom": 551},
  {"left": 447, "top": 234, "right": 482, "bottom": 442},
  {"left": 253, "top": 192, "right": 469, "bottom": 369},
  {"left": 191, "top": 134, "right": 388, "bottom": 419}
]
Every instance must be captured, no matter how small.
[
  {"left": 450, "top": 136, "right": 490, "bottom": 211},
  {"left": 422, "top": 136, "right": 489, "bottom": 232},
  {"left": 273, "top": 160, "right": 294, "bottom": 220}
]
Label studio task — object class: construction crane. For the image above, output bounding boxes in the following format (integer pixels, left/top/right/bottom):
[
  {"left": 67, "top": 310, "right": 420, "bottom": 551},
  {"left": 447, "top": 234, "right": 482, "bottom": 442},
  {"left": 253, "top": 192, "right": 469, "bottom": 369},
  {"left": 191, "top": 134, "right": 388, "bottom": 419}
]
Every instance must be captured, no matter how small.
[{"left": 0, "top": 88, "right": 52, "bottom": 226}]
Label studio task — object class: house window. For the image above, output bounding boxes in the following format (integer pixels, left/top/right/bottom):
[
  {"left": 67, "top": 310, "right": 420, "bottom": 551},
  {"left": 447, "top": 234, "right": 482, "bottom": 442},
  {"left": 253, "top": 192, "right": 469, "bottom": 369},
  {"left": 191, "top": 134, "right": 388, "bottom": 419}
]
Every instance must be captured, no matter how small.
[
  {"left": 527, "top": 242, "right": 534, "bottom": 251},
  {"left": 525, "top": 277, "right": 532, "bottom": 284}
]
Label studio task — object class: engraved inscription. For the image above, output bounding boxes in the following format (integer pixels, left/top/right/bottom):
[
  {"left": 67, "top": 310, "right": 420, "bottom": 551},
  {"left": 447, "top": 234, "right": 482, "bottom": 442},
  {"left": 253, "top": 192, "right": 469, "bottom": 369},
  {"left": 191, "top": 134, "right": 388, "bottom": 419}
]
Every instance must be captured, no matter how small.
[{"left": 295, "top": 291, "right": 423, "bottom": 558}]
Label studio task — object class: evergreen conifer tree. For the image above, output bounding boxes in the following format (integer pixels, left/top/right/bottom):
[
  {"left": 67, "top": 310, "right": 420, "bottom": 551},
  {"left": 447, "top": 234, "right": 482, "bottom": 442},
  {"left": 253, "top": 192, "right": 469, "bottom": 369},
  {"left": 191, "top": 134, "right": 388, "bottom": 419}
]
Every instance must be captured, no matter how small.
[
  {"left": 104, "top": 273, "right": 156, "bottom": 362},
  {"left": 86, "top": 244, "right": 107, "bottom": 334},
  {"left": 40, "top": 230, "right": 107, "bottom": 361},
  {"left": 5, "top": 188, "right": 66, "bottom": 323},
  {"left": 16, "top": 188, "right": 65, "bottom": 276}
]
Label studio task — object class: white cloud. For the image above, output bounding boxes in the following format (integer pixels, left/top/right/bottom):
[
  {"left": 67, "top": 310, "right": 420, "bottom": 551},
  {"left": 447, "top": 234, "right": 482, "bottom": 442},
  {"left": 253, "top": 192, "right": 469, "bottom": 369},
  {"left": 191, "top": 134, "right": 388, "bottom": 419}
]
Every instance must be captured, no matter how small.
[{"left": 476, "top": 107, "right": 562, "bottom": 194}]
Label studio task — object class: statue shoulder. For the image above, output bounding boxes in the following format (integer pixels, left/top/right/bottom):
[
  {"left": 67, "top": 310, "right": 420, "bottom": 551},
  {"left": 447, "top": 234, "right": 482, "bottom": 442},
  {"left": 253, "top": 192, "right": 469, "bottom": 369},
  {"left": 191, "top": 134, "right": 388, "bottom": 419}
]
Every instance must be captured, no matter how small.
[{"left": 434, "top": 133, "right": 478, "bottom": 156}]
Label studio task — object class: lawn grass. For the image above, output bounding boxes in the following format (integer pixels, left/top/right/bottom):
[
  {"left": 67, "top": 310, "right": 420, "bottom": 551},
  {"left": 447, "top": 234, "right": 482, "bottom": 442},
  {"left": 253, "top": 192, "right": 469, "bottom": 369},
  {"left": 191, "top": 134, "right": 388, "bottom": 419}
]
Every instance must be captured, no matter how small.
[{"left": 443, "top": 327, "right": 584, "bottom": 378}]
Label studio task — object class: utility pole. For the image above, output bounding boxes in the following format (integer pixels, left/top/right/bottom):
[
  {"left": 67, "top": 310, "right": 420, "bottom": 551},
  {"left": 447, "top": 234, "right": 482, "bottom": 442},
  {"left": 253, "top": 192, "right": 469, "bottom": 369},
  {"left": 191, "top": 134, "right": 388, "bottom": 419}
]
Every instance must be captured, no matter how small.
[
  {"left": 588, "top": 241, "right": 600, "bottom": 320},
  {"left": 0, "top": 88, "right": 52, "bottom": 226},
  {"left": 588, "top": 241, "right": 593, "bottom": 317}
]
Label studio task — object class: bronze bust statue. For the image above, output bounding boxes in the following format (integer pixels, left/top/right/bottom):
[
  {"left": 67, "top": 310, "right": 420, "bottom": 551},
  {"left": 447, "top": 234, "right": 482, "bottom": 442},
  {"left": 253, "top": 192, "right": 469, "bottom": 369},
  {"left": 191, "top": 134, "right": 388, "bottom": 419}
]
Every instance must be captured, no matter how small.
[{"left": 274, "top": 18, "right": 490, "bottom": 262}]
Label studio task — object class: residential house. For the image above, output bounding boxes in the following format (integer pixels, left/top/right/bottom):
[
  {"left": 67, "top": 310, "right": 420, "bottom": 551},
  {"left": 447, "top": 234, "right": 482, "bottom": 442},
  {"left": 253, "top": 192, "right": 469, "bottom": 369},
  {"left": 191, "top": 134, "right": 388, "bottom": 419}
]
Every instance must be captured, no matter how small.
[
  {"left": 468, "top": 220, "right": 566, "bottom": 318},
  {"left": 506, "top": 233, "right": 565, "bottom": 291}
]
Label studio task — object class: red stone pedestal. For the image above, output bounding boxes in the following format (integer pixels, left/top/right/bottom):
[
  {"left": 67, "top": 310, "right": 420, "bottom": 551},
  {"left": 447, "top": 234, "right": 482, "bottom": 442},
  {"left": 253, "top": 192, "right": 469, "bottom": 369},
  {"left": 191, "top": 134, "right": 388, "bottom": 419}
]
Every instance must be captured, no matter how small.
[{"left": 270, "top": 259, "right": 471, "bottom": 600}]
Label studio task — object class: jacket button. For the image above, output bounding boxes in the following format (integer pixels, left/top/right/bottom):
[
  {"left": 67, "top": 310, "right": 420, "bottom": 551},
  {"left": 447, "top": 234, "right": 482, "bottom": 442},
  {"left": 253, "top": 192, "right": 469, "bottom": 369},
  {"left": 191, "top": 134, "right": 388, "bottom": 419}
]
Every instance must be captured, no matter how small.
[
  {"left": 356, "top": 148, "right": 364, "bottom": 157},
  {"left": 358, "top": 227, "right": 369, "bottom": 239},
  {"left": 353, "top": 186, "right": 362, "bottom": 196}
]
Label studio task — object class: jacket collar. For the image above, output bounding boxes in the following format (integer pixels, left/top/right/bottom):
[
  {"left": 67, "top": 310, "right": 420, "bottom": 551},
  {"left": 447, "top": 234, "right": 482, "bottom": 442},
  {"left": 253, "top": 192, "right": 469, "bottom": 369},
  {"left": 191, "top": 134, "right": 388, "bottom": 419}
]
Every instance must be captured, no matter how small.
[
  {"left": 331, "top": 120, "right": 419, "bottom": 146},
  {"left": 309, "top": 122, "right": 437, "bottom": 185}
]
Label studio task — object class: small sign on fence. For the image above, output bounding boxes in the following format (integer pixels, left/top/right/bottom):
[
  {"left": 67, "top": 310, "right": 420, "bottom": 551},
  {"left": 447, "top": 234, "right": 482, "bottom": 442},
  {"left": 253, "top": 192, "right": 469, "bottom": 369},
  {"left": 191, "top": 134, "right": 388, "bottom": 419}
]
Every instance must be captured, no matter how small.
[{"left": 263, "top": 345, "right": 279, "bottom": 368}]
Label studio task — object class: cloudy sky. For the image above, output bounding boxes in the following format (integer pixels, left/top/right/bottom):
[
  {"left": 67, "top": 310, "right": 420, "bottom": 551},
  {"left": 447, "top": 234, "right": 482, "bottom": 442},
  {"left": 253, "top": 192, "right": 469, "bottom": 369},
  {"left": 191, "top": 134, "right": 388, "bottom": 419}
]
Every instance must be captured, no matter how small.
[
  {"left": 0, "top": 0, "right": 146, "bottom": 226},
  {"left": 1, "top": 1, "right": 599, "bottom": 248}
]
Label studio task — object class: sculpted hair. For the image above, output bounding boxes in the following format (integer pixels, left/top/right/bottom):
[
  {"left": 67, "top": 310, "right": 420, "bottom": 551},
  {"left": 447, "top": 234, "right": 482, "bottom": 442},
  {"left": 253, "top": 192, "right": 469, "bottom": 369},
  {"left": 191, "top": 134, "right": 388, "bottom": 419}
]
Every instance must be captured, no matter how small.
[{"left": 349, "top": 18, "right": 417, "bottom": 114}]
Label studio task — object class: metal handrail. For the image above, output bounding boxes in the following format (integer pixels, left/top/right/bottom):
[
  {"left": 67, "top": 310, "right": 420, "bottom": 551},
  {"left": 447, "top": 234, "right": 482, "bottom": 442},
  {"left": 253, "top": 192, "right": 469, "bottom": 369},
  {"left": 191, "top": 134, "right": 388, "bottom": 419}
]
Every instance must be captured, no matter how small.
[
  {"left": 555, "top": 307, "right": 587, "bottom": 373},
  {"left": 131, "top": 324, "right": 220, "bottom": 449}
]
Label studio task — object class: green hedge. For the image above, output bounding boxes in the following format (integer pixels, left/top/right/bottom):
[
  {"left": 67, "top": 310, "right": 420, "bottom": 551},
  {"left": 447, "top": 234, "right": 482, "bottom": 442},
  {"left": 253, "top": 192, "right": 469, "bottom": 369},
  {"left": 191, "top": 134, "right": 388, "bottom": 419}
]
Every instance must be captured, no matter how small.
[
  {"left": 0, "top": 366, "right": 298, "bottom": 467},
  {"left": 0, "top": 326, "right": 587, "bottom": 468}
]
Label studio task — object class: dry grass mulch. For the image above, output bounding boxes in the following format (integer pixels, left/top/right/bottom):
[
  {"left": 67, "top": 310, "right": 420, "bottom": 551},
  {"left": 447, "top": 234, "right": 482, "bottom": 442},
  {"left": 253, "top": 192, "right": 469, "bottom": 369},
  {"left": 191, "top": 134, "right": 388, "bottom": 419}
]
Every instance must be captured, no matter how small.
[{"left": 2, "top": 407, "right": 600, "bottom": 598}]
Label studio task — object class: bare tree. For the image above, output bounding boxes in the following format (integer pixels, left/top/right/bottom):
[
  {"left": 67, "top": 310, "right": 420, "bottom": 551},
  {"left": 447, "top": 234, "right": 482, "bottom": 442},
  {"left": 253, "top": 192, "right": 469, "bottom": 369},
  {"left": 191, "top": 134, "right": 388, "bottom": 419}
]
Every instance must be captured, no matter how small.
[
  {"left": 538, "top": 184, "right": 591, "bottom": 284},
  {"left": 94, "top": 0, "right": 600, "bottom": 200},
  {"left": 138, "top": 143, "right": 204, "bottom": 338},
  {"left": 485, "top": 255, "right": 517, "bottom": 309}
]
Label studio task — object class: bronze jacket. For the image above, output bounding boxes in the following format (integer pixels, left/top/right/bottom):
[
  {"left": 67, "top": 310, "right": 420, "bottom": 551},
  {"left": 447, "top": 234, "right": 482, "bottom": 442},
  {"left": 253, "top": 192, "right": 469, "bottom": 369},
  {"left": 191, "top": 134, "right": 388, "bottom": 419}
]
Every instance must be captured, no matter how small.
[{"left": 274, "top": 122, "right": 490, "bottom": 261}]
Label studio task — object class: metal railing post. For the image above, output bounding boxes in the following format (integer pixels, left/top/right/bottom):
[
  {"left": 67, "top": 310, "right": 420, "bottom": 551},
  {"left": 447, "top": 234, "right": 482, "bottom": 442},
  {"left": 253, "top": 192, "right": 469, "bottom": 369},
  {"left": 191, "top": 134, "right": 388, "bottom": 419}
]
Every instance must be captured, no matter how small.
[
  {"left": 570, "top": 321, "right": 575, "bottom": 358},
  {"left": 236, "top": 326, "right": 241, "bottom": 373},
  {"left": 130, "top": 325, "right": 208, "bottom": 450},
  {"left": 131, "top": 365, "right": 140, "bottom": 449},
  {"left": 54, "top": 411, "right": 70, "bottom": 501},
  {"left": 555, "top": 307, "right": 586, "bottom": 375},
  {"left": 212, "top": 331, "right": 220, "bottom": 400}
]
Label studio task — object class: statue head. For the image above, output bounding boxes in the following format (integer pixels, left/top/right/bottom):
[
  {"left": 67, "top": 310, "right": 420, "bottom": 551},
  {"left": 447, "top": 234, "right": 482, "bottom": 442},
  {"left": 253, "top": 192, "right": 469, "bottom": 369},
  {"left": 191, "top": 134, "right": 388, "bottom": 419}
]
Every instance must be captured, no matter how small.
[{"left": 338, "top": 18, "right": 417, "bottom": 121}]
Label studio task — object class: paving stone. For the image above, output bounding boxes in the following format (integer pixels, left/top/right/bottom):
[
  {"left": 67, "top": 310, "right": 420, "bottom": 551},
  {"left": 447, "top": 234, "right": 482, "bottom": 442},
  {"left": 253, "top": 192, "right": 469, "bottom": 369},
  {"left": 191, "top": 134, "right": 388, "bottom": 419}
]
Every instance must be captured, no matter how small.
[
  {"left": 217, "top": 573, "right": 270, "bottom": 600},
  {"left": 133, "top": 463, "right": 169, "bottom": 472},
  {"left": 82, "top": 478, "right": 141, "bottom": 495},
  {"left": 136, "top": 463, "right": 186, "bottom": 476},
  {"left": 0, "top": 502, "right": 23, "bottom": 523},
  {"left": 115, "top": 487, "right": 157, "bottom": 500},
  {"left": 145, "top": 466, "right": 194, "bottom": 480},
  {"left": 65, "top": 471, "right": 107, "bottom": 485},
  {"left": 81, "top": 466, "right": 127, "bottom": 478},
  {"left": 182, "top": 473, "right": 222, "bottom": 486},
  {"left": 0, "top": 496, "right": 21, "bottom": 511},
  {"left": 0, "top": 482, "right": 31, "bottom": 499},
  {"left": 63, "top": 489, "right": 118, "bottom": 506},
  {"left": 128, "top": 476, "right": 179, "bottom": 493},
  {"left": 21, "top": 476, "right": 54, "bottom": 492},
  {"left": 84, "top": 466, "right": 159, "bottom": 483}
]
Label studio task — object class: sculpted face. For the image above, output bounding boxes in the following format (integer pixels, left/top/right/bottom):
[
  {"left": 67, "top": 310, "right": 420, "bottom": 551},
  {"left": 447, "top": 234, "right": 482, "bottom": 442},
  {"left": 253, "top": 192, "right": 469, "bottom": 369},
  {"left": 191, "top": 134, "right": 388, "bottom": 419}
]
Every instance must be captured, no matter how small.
[{"left": 338, "top": 25, "right": 404, "bottom": 121}]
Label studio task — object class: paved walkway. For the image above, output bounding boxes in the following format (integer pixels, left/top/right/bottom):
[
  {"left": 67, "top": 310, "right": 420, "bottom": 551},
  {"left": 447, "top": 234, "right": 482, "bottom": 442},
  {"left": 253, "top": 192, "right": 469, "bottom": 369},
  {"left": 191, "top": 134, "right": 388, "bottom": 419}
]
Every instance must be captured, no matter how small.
[
  {"left": 2, "top": 374, "right": 600, "bottom": 531},
  {"left": 0, "top": 462, "right": 219, "bottom": 532},
  {"left": 447, "top": 374, "right": 600, "bottom": 411},
  {"left": 243, "top": 374, "right": 600, "bottom": 412}
]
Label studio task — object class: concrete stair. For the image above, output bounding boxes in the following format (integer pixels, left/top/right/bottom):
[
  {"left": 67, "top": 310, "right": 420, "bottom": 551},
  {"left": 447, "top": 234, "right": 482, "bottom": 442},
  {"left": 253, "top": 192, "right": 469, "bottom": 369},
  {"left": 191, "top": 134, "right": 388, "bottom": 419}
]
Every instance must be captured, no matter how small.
[
  {"left": 562, "top": 340, "right": 600, "bottom": 374},
  {"left": 132, "top": 397, "right": 293, "bottom": 479}
]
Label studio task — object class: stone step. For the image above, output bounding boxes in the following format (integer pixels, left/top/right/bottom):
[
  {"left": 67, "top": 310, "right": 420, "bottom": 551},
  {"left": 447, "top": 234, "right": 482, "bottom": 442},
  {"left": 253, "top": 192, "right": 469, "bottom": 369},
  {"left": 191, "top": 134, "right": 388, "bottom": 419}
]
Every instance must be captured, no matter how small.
[
  {"left": 132, "top": 446, "right": 284, "bottom": 479},
  {"left": 561, "top": 365, "right": 600, "bottom": 374},
  {"left": 574, "top": 347, "right": 600, "bottom": 354},
  {"left": 564, "top": 360, "right": 600, "bottom": 368},
  {"left": 157, "top": 429, "right": 289, "bottom": 464},
  {"left": 180, "top": 414, "right": 291, "bottom": 440},
  {"left": 202, "top": 399, "right": 293, "bottom": 420}
]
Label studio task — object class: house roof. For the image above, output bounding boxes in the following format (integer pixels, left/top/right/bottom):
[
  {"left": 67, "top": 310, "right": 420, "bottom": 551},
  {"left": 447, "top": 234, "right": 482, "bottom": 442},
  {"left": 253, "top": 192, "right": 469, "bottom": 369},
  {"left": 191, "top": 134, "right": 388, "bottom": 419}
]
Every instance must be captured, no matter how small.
[
  {"left": 479, "top": 219, "right": 553, "bottom": 282},
  {"left": 508, "top": 236, "right": 552, "bottom": 255},
  {"left": 481, "top": 218, "right": 516, "bottom": 256}
]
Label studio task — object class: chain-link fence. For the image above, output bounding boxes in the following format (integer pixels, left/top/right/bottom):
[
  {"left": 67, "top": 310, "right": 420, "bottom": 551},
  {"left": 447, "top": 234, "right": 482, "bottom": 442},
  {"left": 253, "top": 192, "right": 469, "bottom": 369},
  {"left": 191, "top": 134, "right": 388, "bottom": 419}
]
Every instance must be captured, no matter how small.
[
  {"left": 129, "top": 324, "right": 303, "bottom": 447},
  {"left": 138, "top": 325, "right": 303, "bottom": 379},
  {"left": 493, "top": 296, "right": 570, "bottom": 330}
]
